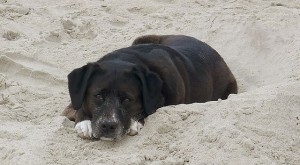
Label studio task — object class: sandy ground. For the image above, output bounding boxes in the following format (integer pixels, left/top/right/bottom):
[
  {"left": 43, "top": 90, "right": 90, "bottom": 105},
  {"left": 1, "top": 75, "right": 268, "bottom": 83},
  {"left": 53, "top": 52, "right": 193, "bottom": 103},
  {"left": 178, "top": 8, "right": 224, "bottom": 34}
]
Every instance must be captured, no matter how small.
[{"left": 1, "top": 0, "right": 300, "bottom": 164}]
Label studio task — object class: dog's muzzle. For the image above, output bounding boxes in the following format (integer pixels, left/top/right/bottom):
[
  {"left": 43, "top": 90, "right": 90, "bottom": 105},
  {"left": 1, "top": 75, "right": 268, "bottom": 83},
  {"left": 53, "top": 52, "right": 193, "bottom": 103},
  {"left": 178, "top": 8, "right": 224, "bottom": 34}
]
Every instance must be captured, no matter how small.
[{"left": 92, "top": 118, "right": 124, "bottom": 140}]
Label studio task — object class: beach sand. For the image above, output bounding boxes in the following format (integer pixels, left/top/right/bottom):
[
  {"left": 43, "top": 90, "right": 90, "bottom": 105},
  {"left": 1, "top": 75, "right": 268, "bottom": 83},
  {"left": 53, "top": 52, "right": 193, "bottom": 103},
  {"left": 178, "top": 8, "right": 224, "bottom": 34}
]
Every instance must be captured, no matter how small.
[{"left": 0, "top": 0, "right": 300, "bottom": 164}]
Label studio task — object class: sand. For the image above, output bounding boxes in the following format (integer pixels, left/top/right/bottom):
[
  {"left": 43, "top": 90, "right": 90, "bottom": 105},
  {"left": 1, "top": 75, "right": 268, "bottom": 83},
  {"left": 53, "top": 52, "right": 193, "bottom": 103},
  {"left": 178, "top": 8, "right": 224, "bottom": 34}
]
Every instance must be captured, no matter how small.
[{"left": 0, "top": 0, "right": 300, "bottom": 164}]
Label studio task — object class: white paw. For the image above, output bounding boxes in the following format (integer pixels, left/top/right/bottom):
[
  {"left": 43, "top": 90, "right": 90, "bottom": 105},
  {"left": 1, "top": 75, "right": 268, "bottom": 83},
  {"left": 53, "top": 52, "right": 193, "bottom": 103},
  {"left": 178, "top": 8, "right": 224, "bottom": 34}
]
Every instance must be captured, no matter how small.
[
  {"left": 75, "top": 120, "right": 93, "bottom": 139},
  {"left": 127, "top": 119, "right": 143, "bottom": 136}
]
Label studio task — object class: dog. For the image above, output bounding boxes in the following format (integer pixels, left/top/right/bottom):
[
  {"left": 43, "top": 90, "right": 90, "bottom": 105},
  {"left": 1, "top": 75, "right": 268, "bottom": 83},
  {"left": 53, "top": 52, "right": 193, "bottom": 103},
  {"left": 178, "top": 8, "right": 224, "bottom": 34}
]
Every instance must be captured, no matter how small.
[{"left": 62, "top": 35, "right": 238, "bottom": 141}]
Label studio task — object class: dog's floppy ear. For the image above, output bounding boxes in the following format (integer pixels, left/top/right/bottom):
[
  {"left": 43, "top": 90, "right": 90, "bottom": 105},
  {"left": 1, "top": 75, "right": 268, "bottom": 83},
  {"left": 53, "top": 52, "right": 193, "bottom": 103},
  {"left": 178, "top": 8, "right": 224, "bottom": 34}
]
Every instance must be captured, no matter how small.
[
  {"left": 133, "top": 67, "right": 164, "bottom": 115},
  {"left": 68, "top": 63, "right": 99, "bottom": 110}
]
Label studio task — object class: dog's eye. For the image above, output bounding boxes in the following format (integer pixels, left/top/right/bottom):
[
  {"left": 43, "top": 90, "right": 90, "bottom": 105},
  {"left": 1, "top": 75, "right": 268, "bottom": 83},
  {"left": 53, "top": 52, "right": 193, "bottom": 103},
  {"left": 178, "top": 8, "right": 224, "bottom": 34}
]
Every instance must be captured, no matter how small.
[
  {"left": 95, "top": 94, "right": 104, "bottom": 101},
  {"left": 122, "top": 98, "right": 131, "bottom": 103}
]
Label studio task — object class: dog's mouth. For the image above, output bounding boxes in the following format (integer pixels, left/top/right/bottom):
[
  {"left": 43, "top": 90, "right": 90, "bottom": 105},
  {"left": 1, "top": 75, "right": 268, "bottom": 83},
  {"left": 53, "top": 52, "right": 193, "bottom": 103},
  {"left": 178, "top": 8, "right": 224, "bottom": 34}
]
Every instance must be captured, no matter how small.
[
  {"left": 100, "top": 137, "right": 116, "bottom": 141},
  {"left": 92, "top": 126, "right": 124, "bottom": 141},
  {"left": 92, "top": 119, "right": 144, "bottom": 141},
  {"left": 96, "top": 134, "right": 122, "bottom": 141}
]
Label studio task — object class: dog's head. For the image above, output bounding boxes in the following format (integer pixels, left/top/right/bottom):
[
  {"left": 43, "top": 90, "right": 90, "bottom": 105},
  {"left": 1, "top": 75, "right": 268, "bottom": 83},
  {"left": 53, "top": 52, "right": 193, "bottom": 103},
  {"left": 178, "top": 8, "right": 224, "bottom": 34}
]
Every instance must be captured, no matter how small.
[{"left": 68, "top": 61, "right": 164, "bottom": 140}]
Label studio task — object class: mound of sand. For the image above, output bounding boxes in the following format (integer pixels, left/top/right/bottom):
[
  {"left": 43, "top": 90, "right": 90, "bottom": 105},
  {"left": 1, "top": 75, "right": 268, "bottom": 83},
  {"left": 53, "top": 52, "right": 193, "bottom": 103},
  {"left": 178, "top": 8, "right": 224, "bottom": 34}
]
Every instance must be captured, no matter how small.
[{"left": 1, "top": 0, "right": 300, "bottom": 164}]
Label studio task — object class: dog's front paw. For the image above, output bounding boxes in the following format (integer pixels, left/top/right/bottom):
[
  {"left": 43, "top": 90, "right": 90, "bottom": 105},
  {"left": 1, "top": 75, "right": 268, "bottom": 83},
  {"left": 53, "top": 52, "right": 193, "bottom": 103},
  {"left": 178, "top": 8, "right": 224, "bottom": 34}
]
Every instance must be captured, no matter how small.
[
  {"left": 75, "top": 120, "right": 93, "bottom": 139},
  {"left": 127, "top": 120, "right": 143, "bottom": 136}
]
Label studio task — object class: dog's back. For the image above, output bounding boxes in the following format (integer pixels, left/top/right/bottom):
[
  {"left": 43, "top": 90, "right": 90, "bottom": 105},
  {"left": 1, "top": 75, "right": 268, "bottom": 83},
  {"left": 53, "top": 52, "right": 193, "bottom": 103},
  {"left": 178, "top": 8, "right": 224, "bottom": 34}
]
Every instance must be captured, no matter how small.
[
  {"left": 133, "top": 35, "right": 221, "bottom": 64},
  {"left": 133, "top": 35, "right": 238, "bottom": 100}
]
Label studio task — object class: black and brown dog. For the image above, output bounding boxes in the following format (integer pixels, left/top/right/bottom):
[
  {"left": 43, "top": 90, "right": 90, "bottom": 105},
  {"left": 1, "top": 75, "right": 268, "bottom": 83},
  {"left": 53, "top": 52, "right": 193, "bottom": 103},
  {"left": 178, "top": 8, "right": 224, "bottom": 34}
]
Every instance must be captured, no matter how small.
[{"left": 63, "top": 35, "right": 237, "bottom": 141}]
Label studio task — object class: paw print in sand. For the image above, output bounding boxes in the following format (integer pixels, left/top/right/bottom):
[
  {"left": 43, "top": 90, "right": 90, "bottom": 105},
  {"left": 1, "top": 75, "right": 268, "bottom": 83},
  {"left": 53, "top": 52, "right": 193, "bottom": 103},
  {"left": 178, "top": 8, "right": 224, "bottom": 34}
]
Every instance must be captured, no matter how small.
[{"left": 61, "top": 18, "right": 97, "bottom": 40}]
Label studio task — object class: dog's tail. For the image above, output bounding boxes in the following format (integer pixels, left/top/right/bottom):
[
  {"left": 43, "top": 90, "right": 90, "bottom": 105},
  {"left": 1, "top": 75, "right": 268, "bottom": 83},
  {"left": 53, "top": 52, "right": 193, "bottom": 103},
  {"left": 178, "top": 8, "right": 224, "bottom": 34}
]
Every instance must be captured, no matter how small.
[{"left": 132, "top": 35, "right": 163, "bottom": 45}]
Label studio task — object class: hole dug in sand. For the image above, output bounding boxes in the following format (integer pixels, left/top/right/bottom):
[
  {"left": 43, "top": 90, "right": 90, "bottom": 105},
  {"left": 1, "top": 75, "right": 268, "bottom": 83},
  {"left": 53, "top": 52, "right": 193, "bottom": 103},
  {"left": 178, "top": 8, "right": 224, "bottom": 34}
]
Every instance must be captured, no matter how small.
[{"left": 124, "top": 22, "right": 300, "bottom": 164}]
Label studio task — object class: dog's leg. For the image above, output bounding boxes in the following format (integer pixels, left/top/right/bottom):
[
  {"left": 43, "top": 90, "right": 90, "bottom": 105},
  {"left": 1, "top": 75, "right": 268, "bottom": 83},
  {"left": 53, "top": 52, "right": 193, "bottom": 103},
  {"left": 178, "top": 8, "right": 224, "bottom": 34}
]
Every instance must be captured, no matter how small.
[
  {"left": 62, "top": 104, "right": 76, "bottom": 121},
  {"left": 221, "top": 78, "right": 238, "bottom": 100}
]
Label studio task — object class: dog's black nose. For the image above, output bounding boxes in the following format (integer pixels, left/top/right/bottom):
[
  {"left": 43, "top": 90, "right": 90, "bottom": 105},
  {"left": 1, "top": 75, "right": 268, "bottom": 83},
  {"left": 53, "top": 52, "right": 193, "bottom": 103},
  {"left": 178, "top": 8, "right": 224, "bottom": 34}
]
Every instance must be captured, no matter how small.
[{"left": 100, "top": 121, "right": 118, "bottom": 132}]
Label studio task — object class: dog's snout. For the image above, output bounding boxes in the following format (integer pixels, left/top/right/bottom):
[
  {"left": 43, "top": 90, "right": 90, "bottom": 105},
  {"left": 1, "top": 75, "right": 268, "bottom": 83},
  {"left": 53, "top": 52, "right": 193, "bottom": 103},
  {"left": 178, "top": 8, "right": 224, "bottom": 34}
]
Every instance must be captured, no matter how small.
[
  {"left": 100, "top": 120, "right": 119, "bottom": 132},
  {"left": 100, "top": 121, "right": 118, "bottom": 131}
]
